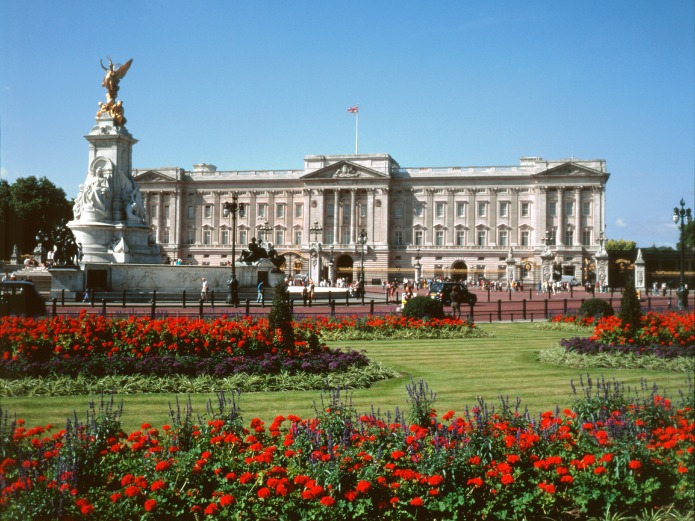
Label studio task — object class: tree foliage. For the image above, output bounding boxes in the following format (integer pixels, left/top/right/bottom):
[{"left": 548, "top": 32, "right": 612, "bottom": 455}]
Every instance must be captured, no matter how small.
[
  {"left": 268, "top": 280, "right": 295, "bottom": 349},
  {"left": 618, "top": 273, "right": 642, "bottom": 334},
  {"left": 0, "top": 176, "right": 72, "bottom": 260},
  {"left": 605, "top": 239, "right": 636, "bottom": 253}
]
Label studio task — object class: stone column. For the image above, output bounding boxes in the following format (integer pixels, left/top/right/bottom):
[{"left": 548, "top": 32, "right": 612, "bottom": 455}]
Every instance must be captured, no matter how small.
[
  {"left": 425, "top": 189, "right": 434, "bottom": 245},
  {"left": 511, "top": 188, "right": 519, "bottom": 246},
  {"left": 303, "top": 189, "right": 312, "bottom": 247},
  {"left": 556, "top": 186, "right": 564, "bottom": 246},
  {"left": 350, "top": 189, "right": 357, "bottom": 244},
  {"left": 467, "top": 188, "right": 476, "bottom": 246},
  {"left": 333, "top": 189, "right": 340, "bottom": 245},
  {"left": 446, "top": 189, "right": 455, "bottom": 245},
  {"left": 634, "top": 249, "right": 646, "bottom": 294},
  {"left": 489, "top": 189, "right": 498, "bottom": 246}
]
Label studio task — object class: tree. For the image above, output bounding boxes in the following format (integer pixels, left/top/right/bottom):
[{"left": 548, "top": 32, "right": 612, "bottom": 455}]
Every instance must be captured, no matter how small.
[
  {"left": 618, "top": 273, "right": 641, "bottom": 336},
  {"left": 605, "top": 239, "right": 637, "bottom": 253},
  {"left": 1, "top": 177, "right": 73, "bottom": 259},
  {"left": 676, "top": 220, "right": 695, "bottom": 252},
  {"left": 268, "top": 280, "right": 295, "bottom": 349}
]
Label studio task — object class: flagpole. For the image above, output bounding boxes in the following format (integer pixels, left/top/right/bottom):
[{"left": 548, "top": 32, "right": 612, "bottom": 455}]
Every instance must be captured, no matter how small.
[{"left": 355, "top": 109, "right": 359, "bottom": 154}]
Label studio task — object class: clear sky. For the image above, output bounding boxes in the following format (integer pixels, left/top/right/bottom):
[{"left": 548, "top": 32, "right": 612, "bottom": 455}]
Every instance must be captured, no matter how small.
[{"left": 1, "top": 0, "right": 693, "bottom": 248}]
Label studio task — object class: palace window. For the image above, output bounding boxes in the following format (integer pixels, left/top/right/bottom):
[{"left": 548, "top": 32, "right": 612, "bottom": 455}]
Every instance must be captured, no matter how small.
[
  {"left": 582, "top": 201, "right": 591, "bottom": 216},
  {"left": 258, "top": 204, "right": 267, "bottom": 219},
  {"left": 582, "top": 228, "right": 592, "bottom": 246},
  {"left": 187, "top": 206, "right": 194, "bottom": 219},
  {"left": 499, "top": 229, "right": 508, "bottom": 247},
  {"left": 395, "top": 204, "right": 404, "bottom": 219},
  {"left": 564, "top": 229, "right": 574, "bottom": 246},
  {"left": 394, "top": 230, "right": 404, "bottom": 245},
  {"left": 414, "top": 203, "right": 424, "bottom": 218},
  {"left": 186, "top": 229, "right": 195, "bottom": 244},
  {"left": 521, "top": 202, "right": 530, "bottom": 217},
  {"left": 477, "top": 230, "right": 486, "bottom": 246},
  {"left": 548, "top": 202, "right": 556, "bottom": 217},
  {"left": 565, "top": 201, "right": 574, "bottom": 216},
  {"left": 456, "top": 202, "right": 465, "bottom": 218},
  {"left": 435, "top": 230, "right": 444, "bottom": 246},
  {"left": 477, "top": 202, "right": 487, "bottom": 218},
  {"left": 326, "top": 203, "right": 334, "bottom": 218},
  {"left": 294, "top": 230, "right": 302, "bottom": 245},
  {"left": 414, "top": 229, "right": 423, "bottom": 246},
  {"left": 342, "top": 203, "right": 351, "bottom": 225},
  {"left": 163, "top": 229, "right": 170, "bottom": 244},
  {"left": 204, "top": 205, "right": 212, "bottom": 219},
  {"left": 499, "top": 202, "right": 509, "bottom": 218},
  {"left": 295, "top": 203, "right": 303, "bottom": 218},
  {"left": 276, "top": 204, "right": 285, "bottom": 219},
  {"left": 203, "top": 229, "right": 211, "bottom": 245},
  {"left": 164, "top": 205, "right": 170, "bottom": 219},
  {"left": 456, "top": 230, "right": 465, "bottom": 246},
  {"left": 435, "top": 202, "right": 445, "bottom": 218},
  {"left": 221, "top": 229, "right": 229, "bottom": 245},
  {"left": 151, "top": 205, "right": 158, "bottom": 219},
  {"left": 521, "top": 230, "right": 530, "bottom": 246},
  {"left": 275, "top": 230, "right": 284, "bottom": 245},
  {"left": 325, "top": 230, "right": 334, "bottom": 244},
  {"left": 341, "top": 229, "right": 350, "bottom": 244}
]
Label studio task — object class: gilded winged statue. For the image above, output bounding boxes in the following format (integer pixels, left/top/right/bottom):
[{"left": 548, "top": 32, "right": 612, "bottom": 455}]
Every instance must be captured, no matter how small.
[
  {"left": 101, "top": 56, "right": 133, "bottom": 103},
  {"left": 96, "top": 57, "right": 133, "bottom": 126}
]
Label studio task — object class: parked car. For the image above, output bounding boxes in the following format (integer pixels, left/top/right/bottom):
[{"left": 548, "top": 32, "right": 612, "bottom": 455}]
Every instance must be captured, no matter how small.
[
  {"left": 0, "top": 280, "right": 46, "bottom": 317},
  {"left": 427, "top": 282, "right": 477, "bottom": 306}
]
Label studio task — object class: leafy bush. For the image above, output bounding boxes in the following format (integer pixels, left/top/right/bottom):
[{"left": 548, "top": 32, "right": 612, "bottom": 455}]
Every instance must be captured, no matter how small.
[
  {"left": 619, "top": 274, "right": 642, "bottom": 333},
  {"left": 578, "top": 298, "right": 614, "bottom": 319},
  {"left": 402, "top": 295, "right": 444, "bottom": 319},
  {"left": 268, "top": 280, "right": 295, "bottom": 349}
]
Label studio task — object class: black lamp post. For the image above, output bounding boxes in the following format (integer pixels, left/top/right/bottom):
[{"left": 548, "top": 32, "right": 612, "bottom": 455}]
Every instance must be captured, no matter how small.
[
  {"left": 358, "top": 229, "right": 367, "bottom": 284},
  {"left": 309, "top": 220, "right": 323, "bottom": 243},
  {"left": 259, "top": 221, "right": 272, "bottom": 245},
  {"left": 223, "top": 194, "right": 244, "bottom": 305},
  {"left": 673, "top": 198, "right": 692, "bottom": 310}
]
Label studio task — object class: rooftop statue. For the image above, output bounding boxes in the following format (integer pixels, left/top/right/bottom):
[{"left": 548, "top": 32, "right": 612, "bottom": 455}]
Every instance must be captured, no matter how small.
[{"left": 96, "top": 56, "right": 133, "bottom": 127}]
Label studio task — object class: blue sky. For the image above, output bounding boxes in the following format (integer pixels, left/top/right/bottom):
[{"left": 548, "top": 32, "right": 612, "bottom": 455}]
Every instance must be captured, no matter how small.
[{"left": 1, "top": 0, "right": 693, "bottom": 247}]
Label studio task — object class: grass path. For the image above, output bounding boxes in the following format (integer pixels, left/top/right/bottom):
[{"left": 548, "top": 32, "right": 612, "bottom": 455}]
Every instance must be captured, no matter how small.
[{"left": 1, "top": 323, "right": 690, "bottom": 433}]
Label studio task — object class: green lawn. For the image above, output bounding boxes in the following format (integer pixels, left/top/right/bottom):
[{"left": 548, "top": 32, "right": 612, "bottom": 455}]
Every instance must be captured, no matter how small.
[{"left": 1, "top": 323, "right": 690, "bottom": 433}]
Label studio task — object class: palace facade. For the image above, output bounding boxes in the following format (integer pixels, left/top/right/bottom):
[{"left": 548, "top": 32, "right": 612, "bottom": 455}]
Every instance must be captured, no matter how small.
[{"left": 133, "top": 153, "right": 609, "bottom": 285}]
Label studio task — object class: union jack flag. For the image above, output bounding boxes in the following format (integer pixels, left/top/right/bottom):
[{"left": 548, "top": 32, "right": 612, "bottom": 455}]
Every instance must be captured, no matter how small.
[{"left": 347, "top": 105, "right": 359, "bottom": 113}]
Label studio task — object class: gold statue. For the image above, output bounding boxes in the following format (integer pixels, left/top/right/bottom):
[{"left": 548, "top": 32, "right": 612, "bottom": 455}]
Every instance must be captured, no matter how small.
[{"left": 96, "top": 56, "right": 133, "bottom": 126}]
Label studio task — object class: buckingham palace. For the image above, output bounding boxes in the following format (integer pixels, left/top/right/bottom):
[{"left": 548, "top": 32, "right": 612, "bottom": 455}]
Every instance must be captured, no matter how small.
[{"left": 133, "top": 153, "right": 609, "bottom": 285}]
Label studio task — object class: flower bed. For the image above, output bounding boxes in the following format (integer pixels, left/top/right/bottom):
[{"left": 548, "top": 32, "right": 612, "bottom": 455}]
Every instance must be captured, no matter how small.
[
  {"left": 0, "top": 378, "right": 692, "bottom": 520},
  {"left": 298, "top": 315, "right": 488, "bottom": 341},
  {"left": 559, "top": 311, "right": 695, "bottom": 358}
]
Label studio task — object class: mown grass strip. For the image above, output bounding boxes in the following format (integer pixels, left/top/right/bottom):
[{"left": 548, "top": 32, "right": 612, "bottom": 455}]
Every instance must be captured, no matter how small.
[{"left": 1, "top": 323, "right": 690, "bottom": 433}]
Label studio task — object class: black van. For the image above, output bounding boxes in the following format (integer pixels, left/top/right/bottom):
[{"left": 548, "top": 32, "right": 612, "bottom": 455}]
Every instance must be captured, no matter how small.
[{"left": 0, "top": 281, "right": 47, "bottom": 317}]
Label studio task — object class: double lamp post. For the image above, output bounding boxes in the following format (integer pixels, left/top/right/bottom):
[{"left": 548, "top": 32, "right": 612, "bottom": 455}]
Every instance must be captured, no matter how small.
[
  {"left": 673, "top": 198, "right": 691, "bottom": 310},
  {"left": 222, "top": 194, "right": 244, "bottom": 306}
]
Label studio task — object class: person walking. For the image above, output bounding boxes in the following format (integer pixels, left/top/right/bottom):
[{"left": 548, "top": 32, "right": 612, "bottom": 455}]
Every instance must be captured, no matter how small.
[{"left": 256, "top": 280, "right": 264, "bottom": 303}]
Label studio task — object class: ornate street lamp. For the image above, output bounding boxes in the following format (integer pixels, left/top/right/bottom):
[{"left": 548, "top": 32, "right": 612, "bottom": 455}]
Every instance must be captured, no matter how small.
[
  {"left": 309, "top": 220, "right": 323, "bottom": 243},
  {"left": 259, "top": 221, "right": 272, "bottom": 245},
  {"left": 358, "top": 229, "right": 367, "bottom": 285},
  {"left": 673, "top": 198, "right": 692, "bottom": 310},
  {"left": 222, "top": 194, "right": 244, "bottom": 305}
]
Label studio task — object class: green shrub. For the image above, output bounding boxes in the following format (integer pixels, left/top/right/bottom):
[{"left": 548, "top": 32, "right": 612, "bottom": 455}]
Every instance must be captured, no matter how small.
[
  {"left": 269, "top": 280, "right": 294, "bottom": 348},
  {"left": 402, "top": 296, "right": 444, "bottom": 319},
  {"left": 578, "top": 298, "right": 614, "bottom": 319},
  {"left": 619, "top": 275, "right": 642, "bottom": 334}
]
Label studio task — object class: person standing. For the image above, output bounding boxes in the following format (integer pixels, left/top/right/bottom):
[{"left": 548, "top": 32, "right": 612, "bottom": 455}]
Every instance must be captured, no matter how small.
[
  {"left": 450, "top": 284, "right": 462, "bottom": 319},
  {"left": 200, "top": 278, "right": 209, "bottom": 302}
]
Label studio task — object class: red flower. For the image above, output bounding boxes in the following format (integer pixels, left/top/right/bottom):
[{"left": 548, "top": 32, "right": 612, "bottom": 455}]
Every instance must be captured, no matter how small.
[
  {"left": 219, "top": 494, "right": 235, "bottom": 507},
  {"left": 628, "top": 460, "right": 641, "bottom": 470},
  {"left": 144, "top": 499, "right": 157, "bottom": 512},
  {"left": 320, "top": 496, "right": 335, "bottom": 507},
  {"left": 410, "top": 497, "right": 424, "bottom": 507},
  {"left": 257, "top": 487, "right": 271, "bottom": 499},
  {"left": 204, "top": 502, "right": 219, "bottom": 515},
  {"left": 356, "top": 480, "right": 371, "bottom": 494},
  {"left": 467, "top": 477, "right": 484, "bottom": 487}
]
